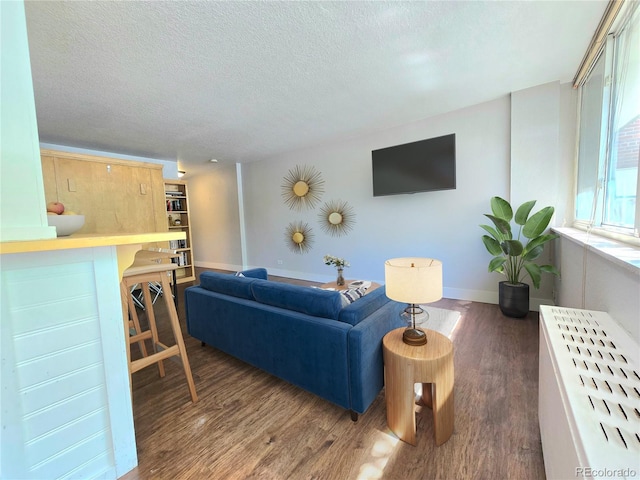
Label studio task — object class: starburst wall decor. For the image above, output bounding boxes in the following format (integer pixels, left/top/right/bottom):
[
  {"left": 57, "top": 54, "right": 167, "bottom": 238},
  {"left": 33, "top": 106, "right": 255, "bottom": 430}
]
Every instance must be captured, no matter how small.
[
  {"left": 285, "top": 221, "right": 314, "bottom": 253},
  {"left": 281, "top": 165, "right": 325, "bottom": 211},
  {"left": 318, "top": 200, "right": 356, "bottom": 237}
]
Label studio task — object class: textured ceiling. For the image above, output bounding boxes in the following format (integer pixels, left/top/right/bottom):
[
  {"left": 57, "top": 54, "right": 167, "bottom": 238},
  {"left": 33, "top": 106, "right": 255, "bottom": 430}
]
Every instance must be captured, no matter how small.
[{"left": 24, "top": 1, "right": 607, "bottom": 173}]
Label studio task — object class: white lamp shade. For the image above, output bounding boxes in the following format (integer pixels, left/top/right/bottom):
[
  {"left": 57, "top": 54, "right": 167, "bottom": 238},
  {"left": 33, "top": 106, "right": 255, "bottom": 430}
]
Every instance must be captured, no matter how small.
[{"left": 385, "top": 257, "right": 443, "bottom": 304}]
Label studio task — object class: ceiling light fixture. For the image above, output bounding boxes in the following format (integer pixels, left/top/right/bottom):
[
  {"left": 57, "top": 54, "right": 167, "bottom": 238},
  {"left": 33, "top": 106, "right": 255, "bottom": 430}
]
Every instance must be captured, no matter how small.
[
  {"left": 210, "top": 158, "right": 218, "bottom": 163},
  {"left": 177, "top": 170, "right": 185, "bottom": 178}
]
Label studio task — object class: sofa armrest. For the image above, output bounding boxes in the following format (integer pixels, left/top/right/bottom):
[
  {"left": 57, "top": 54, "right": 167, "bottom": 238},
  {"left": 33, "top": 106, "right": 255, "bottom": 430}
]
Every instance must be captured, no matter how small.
[
  {"left": 185, "top": 285, "right": 353, "bottom": 409},
  {"left": 347, "top": 300, "right": 405, "bottom": 414},
  {"left": 338, "top": 287, "right": 391, "bottom": 326}
]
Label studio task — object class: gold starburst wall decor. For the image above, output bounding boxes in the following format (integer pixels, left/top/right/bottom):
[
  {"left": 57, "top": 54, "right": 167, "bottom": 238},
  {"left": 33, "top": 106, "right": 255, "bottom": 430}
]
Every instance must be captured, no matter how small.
[
  {"left": 285, "top": 221, "right": 314, "bottom": 254},
  {"left": 281, "top": 165, "right": 325, "bottom": 211},
  {"left": 319, "top": 200, "right": 356, "bottom": 237}
]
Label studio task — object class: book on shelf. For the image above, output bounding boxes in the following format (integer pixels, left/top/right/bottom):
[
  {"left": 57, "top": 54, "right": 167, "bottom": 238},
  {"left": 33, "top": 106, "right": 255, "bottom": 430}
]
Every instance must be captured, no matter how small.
[
  {"left": 166, "top": 199, "right": 183, "bottom": 211},
  {"left": 169, "top": 239, "right": 187, "bottom": 249},
  {"left": 171, "top": 251, "right": 189, "bottom": 266}
]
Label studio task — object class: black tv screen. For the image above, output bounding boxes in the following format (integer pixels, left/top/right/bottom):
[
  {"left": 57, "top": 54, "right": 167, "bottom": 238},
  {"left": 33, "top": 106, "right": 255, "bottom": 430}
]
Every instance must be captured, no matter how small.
[{"left": 372, "top": 133, "right": 456, "bottom": 196}]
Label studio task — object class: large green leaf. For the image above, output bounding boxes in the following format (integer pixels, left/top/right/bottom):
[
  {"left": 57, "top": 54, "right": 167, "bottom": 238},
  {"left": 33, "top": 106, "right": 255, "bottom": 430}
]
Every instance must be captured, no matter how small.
[
  {"left": 524, "top": 233, "right": 559, "bottom": 253},
  {"left": 523, "top": 245, "right": 543, "bottom": 261},
  {"left": 515, "top": 200, "right": 536, "bottom": 225},
  {"left": 480, "top": 224, "right": 503, "bottom": 241},
  {"left": 490, "top": 196, "right": 513, "bottom": 221},
  {"left": 523, "top": 206, "right": 554, "bottom": 239},
  {"left": 484, "top": 214, "right": 512, "bottom": 237},
  {"left": 524, "top": 263, "right": 542, "bottom": 289},
  {"left": 482, "top": 235, "right": 503, "bottom": 256},
  {"left": 488, "top": 256, "right": 507, "bottom": 273},
  {"left": 501, "top": 239, "right": 523, "bottom": 256},
  {"left": 540, "top": 265, "right": 560, "bottom": 276}
]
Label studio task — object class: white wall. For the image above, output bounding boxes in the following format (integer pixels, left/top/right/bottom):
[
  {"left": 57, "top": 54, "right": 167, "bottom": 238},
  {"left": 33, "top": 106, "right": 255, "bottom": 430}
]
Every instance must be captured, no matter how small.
[
  {"left": 192, "top": 82, "right": 578, "bottom": 307},
  {"left": 511, "top": 82, "right": 562, "bottom": 217},
  {"left": 0, "top": 0, "right": 55, "bottom": 241},
  {"left": 188, "top": 163, "right": 243, "bottom": 270},
  {"left": 239, "top": 96, "right": 512, "bottom": 302},
  {"left": 511, "top": 80, "right": 578, "bottom": 227},
  {"left": 510, "top": 81, "right": 578, "bottom": 304},
  {"left": 555, "top": 234, "right": 640, "bottom": 342}
]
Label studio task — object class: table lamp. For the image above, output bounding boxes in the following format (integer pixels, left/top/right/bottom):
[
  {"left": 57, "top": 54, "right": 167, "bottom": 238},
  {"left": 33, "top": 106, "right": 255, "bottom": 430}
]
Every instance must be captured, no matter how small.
[{"left": 385, "top": 257, "right": 443, "bottom": 346}]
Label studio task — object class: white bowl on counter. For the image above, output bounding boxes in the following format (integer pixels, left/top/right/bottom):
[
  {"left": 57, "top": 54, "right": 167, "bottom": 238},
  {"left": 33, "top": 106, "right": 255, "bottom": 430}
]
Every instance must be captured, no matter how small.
[{"left": 47, "top": 214, "right": 85, "bottom": 236}]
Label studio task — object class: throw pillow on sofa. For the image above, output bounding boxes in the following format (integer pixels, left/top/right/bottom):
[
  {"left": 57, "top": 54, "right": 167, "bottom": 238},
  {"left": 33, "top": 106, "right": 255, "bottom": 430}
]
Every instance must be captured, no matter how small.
[{"left": 339, "top": 287, "right": 367, "bottom": 307}]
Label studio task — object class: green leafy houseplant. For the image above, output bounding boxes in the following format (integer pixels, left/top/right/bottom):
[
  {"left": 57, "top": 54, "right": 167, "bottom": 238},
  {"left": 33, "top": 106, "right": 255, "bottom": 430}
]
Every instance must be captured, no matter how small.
[{"left": 480, "top": 197, "right": 560, "bottom": 289}]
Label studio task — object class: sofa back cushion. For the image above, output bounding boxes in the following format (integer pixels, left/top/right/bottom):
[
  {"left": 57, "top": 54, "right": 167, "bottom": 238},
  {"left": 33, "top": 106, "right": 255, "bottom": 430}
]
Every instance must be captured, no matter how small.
[
  {"left": 199, "top": 271, "right": 256, "bottom": 300},
  {"left": 251, "top": 280, "right": 342, "bottom": 320}
]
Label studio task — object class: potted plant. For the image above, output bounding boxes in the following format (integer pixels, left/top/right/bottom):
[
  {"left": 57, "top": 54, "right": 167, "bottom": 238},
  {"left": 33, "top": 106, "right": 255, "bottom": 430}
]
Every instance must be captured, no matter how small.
[{"left": 480, "top": 196, "right": 560, "bottom": 318}]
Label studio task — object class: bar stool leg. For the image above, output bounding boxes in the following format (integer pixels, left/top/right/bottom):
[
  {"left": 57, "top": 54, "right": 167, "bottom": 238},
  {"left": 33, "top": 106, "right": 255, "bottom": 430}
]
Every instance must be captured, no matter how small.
[
  {"left": 140, "top": 281, "right": 165, "bottom": 378},
  {"left": 121, "top": 281, "right": 134, "bottom": 399},
  {"left": 126, "top": 283, "right": 149, "bottom": 358},
  {"left": 160, "top": 274, "right": 198, "bottom": 403},
  {"left": 122, "top": 268, "right": 197, "bottom": 404}
]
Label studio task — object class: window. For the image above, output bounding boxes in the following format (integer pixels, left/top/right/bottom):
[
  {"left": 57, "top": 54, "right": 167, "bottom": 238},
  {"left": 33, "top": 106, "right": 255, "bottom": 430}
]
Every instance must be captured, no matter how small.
[{"left": 575, "top": 2, "right": 639, "bottom": 241}]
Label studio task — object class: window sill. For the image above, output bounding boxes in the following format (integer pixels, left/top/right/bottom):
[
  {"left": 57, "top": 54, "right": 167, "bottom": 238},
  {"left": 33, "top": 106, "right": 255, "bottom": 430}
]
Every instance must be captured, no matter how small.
[{"left": 553, "top": 227, "right": 640, "bottom": 275}]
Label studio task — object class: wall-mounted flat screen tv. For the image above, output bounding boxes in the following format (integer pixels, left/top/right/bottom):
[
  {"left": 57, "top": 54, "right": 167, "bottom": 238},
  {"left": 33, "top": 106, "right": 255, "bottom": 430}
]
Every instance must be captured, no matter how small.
[{"left": 372, "top": 133, "right": 456, "bottom": 197}]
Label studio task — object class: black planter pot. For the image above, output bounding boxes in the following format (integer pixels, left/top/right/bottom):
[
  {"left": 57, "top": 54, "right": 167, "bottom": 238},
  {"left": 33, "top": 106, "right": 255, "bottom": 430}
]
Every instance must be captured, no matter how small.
[{"left": 499, "top": 281, "right": 530, "bottom": 318}]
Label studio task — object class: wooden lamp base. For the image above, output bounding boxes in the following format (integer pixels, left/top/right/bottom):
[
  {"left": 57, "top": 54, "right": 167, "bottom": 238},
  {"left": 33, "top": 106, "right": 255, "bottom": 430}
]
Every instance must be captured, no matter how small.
[{"left": 403, "top": 327, "right": 427, "bottom": 346}]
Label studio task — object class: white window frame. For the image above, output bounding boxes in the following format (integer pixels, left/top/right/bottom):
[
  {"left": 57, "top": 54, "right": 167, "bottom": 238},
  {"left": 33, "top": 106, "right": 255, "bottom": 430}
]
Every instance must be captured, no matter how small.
[{"left": 574, "top": 0, "right": 640, "bottom": 247}]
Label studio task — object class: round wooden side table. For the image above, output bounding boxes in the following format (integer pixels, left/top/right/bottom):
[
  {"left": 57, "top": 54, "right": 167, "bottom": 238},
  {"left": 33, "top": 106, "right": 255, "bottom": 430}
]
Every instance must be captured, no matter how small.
[{"left": 382, "top": 327, "right": 454, "bottom": 446}]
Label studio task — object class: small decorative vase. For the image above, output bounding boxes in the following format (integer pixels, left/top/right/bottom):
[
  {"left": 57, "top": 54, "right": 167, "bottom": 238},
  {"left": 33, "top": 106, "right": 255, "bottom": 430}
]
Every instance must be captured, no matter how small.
[{"left": 336, "top": 267, "right": 345, "bottom": 286}]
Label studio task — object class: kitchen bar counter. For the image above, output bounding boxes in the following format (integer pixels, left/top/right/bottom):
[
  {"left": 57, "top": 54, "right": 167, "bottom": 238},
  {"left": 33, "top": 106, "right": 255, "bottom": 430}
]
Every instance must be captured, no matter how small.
[
  {"left": 0, "top": 230, "right": 185, "bottom": 479},
  {"left": 0, "top": 231, "right": 185, "bottom": 278},
  {"left": 0, "top": 231, "right": 183, "bottom": 254}
]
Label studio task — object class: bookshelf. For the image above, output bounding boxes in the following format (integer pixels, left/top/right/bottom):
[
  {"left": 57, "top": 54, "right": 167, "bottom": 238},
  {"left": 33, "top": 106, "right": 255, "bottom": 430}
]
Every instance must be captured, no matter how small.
[{"left": 164, "top": 179, "right": 196, "bottom": 284}]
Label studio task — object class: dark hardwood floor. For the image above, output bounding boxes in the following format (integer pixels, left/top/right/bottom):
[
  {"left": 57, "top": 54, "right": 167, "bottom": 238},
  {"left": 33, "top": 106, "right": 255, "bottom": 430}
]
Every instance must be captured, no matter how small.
[{"left": 122, "top": 269, "right": 546, "bottom": 480}]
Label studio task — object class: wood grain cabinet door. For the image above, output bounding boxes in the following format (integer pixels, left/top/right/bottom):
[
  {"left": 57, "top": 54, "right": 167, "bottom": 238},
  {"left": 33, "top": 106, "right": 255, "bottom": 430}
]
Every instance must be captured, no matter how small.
[{"left": 41, "top": 150, "right": 167, "bottom": 235}]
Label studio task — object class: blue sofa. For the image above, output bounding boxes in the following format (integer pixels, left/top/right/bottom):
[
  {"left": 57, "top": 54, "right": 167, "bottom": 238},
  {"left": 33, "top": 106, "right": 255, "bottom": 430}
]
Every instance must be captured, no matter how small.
[{"left": 184, "top": 268, "right": 404, "bottom": 419}]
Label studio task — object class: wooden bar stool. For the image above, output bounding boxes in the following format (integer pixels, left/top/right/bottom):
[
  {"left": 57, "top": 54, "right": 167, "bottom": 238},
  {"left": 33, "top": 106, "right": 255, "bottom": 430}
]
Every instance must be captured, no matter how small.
[
  {"left": 123, "top": 261, "right": 197, "bottom": 403},
  {"left": 133, "top": 249, "right": 180, "bottom": 308}
]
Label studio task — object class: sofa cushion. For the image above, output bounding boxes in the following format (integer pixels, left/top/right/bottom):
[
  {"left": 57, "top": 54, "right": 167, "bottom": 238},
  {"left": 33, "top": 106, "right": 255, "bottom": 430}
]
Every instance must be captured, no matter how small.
[
  {"left": 251, "top": 280, "right": 342, "bottom": 320},
  {"left": 199, "top": 271, "right": 256, "bottom": 300}
]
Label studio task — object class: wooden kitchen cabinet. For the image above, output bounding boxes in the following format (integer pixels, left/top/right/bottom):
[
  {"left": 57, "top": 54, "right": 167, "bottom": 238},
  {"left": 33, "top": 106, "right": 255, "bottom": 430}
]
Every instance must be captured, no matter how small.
[{"left": 41, "top": 149, "right": 167, "bottom": 236}]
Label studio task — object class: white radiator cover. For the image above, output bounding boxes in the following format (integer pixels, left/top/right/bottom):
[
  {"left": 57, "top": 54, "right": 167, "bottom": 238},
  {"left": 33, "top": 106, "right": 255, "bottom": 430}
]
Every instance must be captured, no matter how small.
[{"left": 539, "top": 306, "right": 640, "bottom": 479}]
